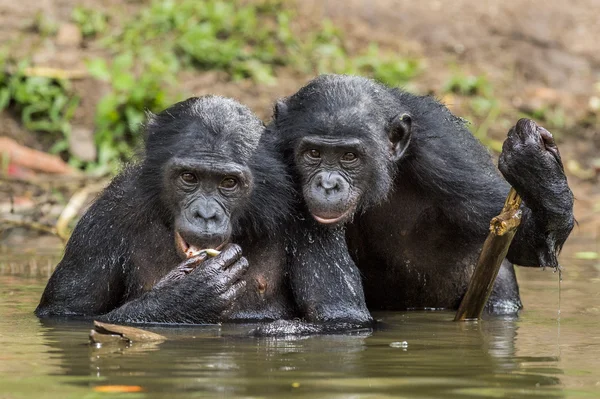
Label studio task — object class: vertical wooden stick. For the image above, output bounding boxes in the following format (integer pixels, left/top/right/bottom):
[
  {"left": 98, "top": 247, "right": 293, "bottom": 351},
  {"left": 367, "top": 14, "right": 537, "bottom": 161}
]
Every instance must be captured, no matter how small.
[{"left": 454, "top": 188, "right": 522, "bottom": 321}]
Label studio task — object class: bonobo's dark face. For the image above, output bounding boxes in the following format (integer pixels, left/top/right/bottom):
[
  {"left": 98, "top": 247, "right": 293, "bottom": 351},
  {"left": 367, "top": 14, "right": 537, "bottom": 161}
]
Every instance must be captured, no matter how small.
[
  {"left": 295, "top": 136, "right": 369, "bottom": 225},
  {"left": 143, "top": 96, "right": 266, "bottom": 260},
  {"left": 275, "top": 75, "right": 413, "bottom": 227},
  {"left": 163, "top": 156, "right": 253, "bottom": 259}
]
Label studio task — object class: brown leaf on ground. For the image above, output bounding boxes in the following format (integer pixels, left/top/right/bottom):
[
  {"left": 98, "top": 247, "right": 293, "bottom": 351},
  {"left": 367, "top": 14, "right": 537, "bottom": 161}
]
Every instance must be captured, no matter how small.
[{"left": 0, "top": 136, "right": 75, "bottom": 175}]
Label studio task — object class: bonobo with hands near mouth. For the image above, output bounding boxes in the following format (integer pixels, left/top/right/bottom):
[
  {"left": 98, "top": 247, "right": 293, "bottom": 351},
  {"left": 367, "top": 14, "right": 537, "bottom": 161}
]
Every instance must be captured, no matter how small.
[
  {"left": 36, "top": 96, "right": 300, "bottom": 324},
  {"left": 35, "top": 75, "right": 574, "bottom": 333}
]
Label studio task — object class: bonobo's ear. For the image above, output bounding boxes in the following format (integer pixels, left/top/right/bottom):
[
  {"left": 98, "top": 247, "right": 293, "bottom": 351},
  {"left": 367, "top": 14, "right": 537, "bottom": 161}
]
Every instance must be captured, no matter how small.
[
  {"left": 388, "top": 113, "right": 412, "bottom": 162},
  {"left": 273, "top": 99, "right": 289, "bottom": 121}
]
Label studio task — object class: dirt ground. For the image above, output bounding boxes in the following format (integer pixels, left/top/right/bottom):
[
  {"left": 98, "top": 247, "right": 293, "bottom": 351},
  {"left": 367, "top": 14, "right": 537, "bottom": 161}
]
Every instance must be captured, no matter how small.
[{"left": 0, "top": 0, "right": 598, "bottom": 244}]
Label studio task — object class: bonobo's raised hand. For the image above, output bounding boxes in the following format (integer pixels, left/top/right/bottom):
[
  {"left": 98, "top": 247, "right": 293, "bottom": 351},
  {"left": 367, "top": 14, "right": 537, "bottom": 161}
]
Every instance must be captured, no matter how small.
[
  {"left": 498, "top": 118, "right": 574, "bottom": 268},
  {"left": 499, "top": 119, "right": 567, "bottom": 208},
  {"left": 101, "top": 244, "right": 249, "bottom": 324}
]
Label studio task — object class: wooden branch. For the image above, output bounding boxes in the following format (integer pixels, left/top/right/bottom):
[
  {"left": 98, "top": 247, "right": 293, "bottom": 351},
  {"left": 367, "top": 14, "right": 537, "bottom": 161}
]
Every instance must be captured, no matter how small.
[
  {"left": 0, "top": 137, "right": 75, "bottom": 175},
  {"left": 55, "top": 182, "right": 105, "bottom": 241},
  {"left": 22, "top": 66, "right": 88, "bottom": 80},
  {"left": 454, "top": 187, "right": 522, "bottom": 321},
  {"left": 0, "top": 216, "right": 59, "bottom": 237}
]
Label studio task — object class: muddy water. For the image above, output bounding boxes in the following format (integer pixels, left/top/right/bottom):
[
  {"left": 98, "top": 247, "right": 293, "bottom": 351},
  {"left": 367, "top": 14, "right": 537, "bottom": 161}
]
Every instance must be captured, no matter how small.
[{"left": 1, "top": 236, "right": 599, "bottom": 398}]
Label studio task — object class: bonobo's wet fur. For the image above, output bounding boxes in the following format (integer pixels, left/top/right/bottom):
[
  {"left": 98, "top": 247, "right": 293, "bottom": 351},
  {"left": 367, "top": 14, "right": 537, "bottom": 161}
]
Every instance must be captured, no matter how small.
[
  {"left": 271, "top": 74, "right": 574, "bottom": 313},
  {"left": 36, "top": 96, "right": 297, "bottom": 324}
]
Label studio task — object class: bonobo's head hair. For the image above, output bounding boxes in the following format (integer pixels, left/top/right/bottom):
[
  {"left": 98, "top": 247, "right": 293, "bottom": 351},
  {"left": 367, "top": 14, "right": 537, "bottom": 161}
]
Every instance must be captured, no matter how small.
[
  {"left": 138, "top": 96, "right": 291, "bottom": 258},
  {"left": 269, "top": 74, "right": 412, "bottom": 226}
]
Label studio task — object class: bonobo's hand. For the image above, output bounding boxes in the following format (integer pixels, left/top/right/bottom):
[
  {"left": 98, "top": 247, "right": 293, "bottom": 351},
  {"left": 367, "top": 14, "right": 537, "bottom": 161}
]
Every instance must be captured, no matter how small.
[
  {"left": 153, "top": 252, "right": 211, "bottom": 289},
  {"left": 498, "top": 118, "right": 567, "bottom": 210},
  {"left": 158, "top": 244, "right": 249, "bottom": 321},
  {"left": 498, "top": 118, "right": 574, "bottom": 268},
  {"left": 101, "top": 244, "right": 249, "bottom": 324}
]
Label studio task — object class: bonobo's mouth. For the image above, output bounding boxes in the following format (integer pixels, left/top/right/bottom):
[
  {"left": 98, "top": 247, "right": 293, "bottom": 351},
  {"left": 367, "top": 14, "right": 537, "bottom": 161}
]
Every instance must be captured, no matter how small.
[
  {"left": 174, "top": 231, "right": 226, "bottom": 259},
  {"left": 310, "top": 208, "right": 354, "bottom": 225}
]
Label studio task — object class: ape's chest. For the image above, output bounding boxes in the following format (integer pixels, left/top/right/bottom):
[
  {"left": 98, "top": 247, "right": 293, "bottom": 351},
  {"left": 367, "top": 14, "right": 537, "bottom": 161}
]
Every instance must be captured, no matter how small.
[{"left": 227, "top": 238, "right": 296, "bottom": 321}]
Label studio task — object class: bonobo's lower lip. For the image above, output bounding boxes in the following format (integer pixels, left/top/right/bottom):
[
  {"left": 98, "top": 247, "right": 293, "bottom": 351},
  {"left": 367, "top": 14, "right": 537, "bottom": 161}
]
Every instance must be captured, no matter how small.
[
  {"left": 311, "top": 209, "right": 352, "bottom": 225},
  {"left": 174, "top": 231, "right": 226, "bottom": 259}
]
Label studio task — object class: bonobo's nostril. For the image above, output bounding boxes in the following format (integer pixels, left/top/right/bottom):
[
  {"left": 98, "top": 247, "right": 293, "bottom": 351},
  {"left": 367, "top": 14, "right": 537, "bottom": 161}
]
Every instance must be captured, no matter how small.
[
  {"left": 196, "top": 203, "right": 220, "bottom": 221},
  {"left": 318, "top": 173, "right": 340, "bottom": 192}
]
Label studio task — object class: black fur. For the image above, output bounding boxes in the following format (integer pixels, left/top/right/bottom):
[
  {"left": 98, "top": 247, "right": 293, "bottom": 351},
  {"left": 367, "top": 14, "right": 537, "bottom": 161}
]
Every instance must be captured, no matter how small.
[
  {"left": 271, "top": 74, "right": 574, "bottom": 313},
  {"left": 35, "top": 96, "right": 296, "bottom": 324}
]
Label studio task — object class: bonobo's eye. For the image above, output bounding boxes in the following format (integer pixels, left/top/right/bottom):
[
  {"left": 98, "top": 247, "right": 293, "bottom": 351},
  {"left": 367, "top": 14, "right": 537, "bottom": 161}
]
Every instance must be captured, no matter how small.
[
  {"left": 180, "top": 172, "right": 198, "bottom": 184},
  {"left": 219, "top": 176, "right": 238, "bottom": 191},
  {"left": 341, "top": 152, "right": 358, "bottom": 162},
  {"left": 306, "top": 149, "right": 321, "bottom": 159}
]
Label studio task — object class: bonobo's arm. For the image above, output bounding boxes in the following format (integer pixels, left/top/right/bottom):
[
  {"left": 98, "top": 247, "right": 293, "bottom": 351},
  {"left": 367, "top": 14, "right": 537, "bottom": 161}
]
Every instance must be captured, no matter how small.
[
  {"left": 35, "top": 198, "right": 131, "bottom": 317},
  {"left": 287, "top": 217, "right": 373, "bottom": 329},
  {"left": 498, "top": 119, "right": 574, "bottom": 268},
  {"left": 99, "top": 245, "right": 248, "bottom": 324},
  {"left": 37, "top": 235, "right": 247, "bottom": 324},
  {"left": 253, "top": 218, "right": 373, "bottom": 337},
  {"left": 35, "top": 193, "right": 248, "bottom": 322}
]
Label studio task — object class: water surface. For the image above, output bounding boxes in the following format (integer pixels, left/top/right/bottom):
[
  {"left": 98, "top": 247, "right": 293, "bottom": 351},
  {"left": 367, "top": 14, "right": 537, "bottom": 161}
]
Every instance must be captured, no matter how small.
[{"left": 1, "top": 235, "right": 598, "bottom": 398}]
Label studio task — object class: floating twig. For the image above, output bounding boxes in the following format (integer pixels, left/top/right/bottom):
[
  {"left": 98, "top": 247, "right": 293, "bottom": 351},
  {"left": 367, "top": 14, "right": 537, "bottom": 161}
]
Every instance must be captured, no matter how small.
[{"left": 90, "top": 321, "right": 166, "bottom": 345}]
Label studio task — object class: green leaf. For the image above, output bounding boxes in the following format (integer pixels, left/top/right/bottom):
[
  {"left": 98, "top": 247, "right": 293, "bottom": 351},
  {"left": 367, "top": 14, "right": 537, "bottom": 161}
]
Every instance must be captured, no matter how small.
[
  {"left": 575, "top": 252, "right": 599, "bottom": 260},
  {"left": 0, "top": 88, "right": 10, "bottom": 110},
  {"left": 86, "top": 58, "right": 111, "bottom": 81},
  {"left": 112, "top": 72, "right": 136, "bottom": 92}
]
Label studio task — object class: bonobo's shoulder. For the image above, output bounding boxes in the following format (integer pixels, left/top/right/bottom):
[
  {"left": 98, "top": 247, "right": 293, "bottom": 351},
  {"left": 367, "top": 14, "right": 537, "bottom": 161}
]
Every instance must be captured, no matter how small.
[
  {"left": 76, "top": 163, "right": 143, "bottom": 226},
  {"left": 98, "top": 164, "right": 142, "bottom": 201},
  {"left": 238, "top": 135, "right": 294, "bottom": 239}
]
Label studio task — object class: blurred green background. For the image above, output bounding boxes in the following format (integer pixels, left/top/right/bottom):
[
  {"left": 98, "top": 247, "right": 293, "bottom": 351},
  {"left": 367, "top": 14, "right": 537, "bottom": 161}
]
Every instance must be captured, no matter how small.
[{"left": 0, "top": 0, "right": 598, "bottom": 243}]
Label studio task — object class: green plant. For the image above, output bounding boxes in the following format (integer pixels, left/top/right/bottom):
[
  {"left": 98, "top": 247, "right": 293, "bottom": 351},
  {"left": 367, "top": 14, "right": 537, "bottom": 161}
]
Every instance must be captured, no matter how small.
[
  {"left": 5, "top": 0, "right": 427, "bottom": 171},
  {"left": 104, "top": 0, "right": 420, "bottom": 85},
  {"left": 71, "top": 6, "right": 108, "bottom": 38},
  {"left": 87, "top": 53, "right": 171, "bottom": 169},
  {"left": 352, "top": 44, "right": 421, "bottom": 87},
  {"left": 0, "top": 59, "right": 79, "bottom": 155},
  {"left": 444, "top": 73, "right": 492, "bottom": 97},
  {"left": 32, "top": 11, "right": 59, "bottom": 37},
  {"left": 103, "top": 0, "right": 294, "bottom": 83}
]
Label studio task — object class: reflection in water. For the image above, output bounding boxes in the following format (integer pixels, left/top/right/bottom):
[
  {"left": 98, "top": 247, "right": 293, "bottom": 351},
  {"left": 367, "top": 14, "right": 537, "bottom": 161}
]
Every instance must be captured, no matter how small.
[
  {"left": 2, "top": 232, "right": 599, "bottom": 398},
  {"left": 35, "top": 313, "right": 565, "bottom": 398}
]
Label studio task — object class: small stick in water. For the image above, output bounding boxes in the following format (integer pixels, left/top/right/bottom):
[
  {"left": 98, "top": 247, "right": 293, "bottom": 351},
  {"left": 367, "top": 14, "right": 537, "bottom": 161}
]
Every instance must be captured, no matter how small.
[
  {"left": 454, "top": 187, "right": 522, "bottom": 321},
  {"left": 90, "top": 321, "right": 166, "bottom": 345}
]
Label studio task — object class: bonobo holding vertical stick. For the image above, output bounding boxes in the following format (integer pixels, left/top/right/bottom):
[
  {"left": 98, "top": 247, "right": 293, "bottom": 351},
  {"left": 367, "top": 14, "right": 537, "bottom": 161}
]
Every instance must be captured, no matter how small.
[
  {"left": 36, "top": 96, "right": 299, "bottom": 324},
  {"left": 270, "top": 74, "right": 574, "bottom": 313}
]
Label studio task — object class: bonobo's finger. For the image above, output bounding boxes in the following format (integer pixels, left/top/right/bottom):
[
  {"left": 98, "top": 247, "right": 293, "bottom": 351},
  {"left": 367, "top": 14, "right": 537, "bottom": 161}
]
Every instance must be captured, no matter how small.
[
  {"left": 225, "top": 257, "right": 250, "bottom": 282},
  {"left": 180, "top": 252, "right": 209, "bottom": 270},
  {"left": 537, "top": 126, "right": 562, "bottom": 165},
  {"left": 506, "top": 118, "right": 538, "bottom": 146},
  {"left": 214, "top": 244, "right": 243, "bottom": 269},
  {"left": 218, "top": 281, "right": 247, "bottom": 317},
  {"left": 514, "top": 118, "right": 538, "bottom": 139},
  {"left": 195, "top": 244, "right": 243, "bottom": 275},
  {"left": 154, "top": 253, "right": 211, "bottom": 289},
  {"left": 538, "top": 126, "right": 556, "bottom": 147},
  {"left": 220, "top": 280, "right": 247, "bottom": 304},
  {"left": 503, "top": 118, "right": 562, "bottom": 167}
]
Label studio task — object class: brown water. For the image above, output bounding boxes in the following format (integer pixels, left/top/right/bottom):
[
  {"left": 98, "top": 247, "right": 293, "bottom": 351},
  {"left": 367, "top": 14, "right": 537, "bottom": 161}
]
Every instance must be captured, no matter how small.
[{"left": 1, "top": 236, "right": 599, "bottom": 399}]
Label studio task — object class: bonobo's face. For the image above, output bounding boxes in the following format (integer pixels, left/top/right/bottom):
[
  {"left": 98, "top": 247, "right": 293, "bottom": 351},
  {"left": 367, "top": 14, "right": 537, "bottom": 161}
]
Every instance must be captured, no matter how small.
[
  {"left": 274, "top": 75, "right": 413, "bottom": 228},
  {"left": 295, "top": 136, "right": 370, "bottom": 225},
  {"left": 164, "top": 157, "right": 253, "bottom": 259}
]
